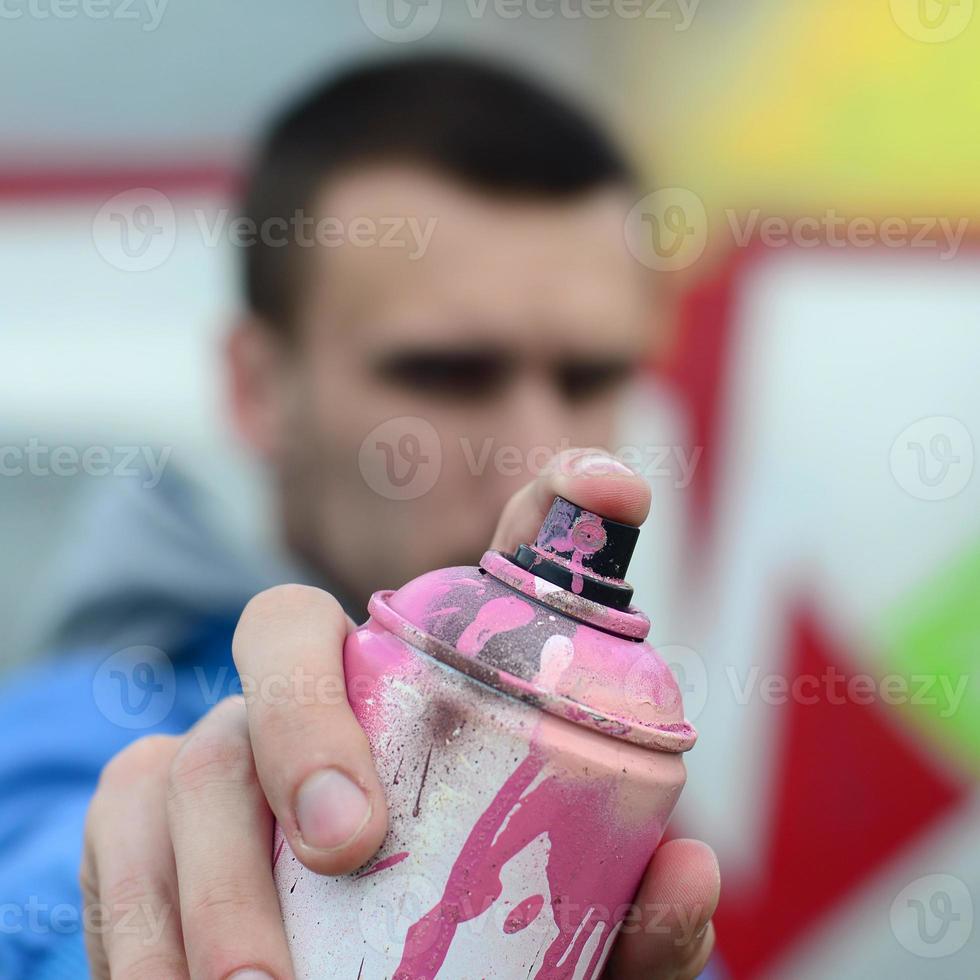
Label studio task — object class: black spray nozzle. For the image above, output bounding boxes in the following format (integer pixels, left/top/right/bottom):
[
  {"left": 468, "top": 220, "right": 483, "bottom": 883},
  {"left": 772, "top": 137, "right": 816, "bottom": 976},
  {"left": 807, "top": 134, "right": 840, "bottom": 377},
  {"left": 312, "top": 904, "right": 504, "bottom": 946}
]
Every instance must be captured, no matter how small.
[{"left": 510, "top": 496, "right": 639, "bottom": 610}]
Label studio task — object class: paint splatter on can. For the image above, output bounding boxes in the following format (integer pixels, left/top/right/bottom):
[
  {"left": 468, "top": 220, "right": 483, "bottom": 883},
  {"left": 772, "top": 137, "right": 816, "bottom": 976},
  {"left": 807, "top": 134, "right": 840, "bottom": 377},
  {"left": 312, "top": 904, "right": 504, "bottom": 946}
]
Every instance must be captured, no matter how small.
[{"left": 275, "top": 496, "right": 697, "bottom": 978}]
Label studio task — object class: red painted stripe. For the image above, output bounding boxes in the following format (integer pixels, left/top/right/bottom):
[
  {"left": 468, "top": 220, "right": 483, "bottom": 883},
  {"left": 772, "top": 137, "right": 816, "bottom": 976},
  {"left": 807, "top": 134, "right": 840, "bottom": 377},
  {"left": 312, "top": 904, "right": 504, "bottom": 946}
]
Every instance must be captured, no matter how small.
[
  {"left": 657, "top": 244, "right": 752, "bottom": 556},
  {"left": 0, "top": 165, "right": 239, "bottom": 200}
]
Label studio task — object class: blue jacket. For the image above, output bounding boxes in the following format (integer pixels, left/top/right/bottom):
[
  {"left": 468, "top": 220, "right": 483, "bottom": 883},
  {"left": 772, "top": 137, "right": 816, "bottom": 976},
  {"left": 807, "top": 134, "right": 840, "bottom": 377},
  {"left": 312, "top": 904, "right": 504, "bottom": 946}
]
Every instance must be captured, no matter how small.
[
  {"left": 0, "top": 472, "right": 310, "bottom": 979},
  {"left": 0, "top": 618, "right": 240, "bottom": 978}
]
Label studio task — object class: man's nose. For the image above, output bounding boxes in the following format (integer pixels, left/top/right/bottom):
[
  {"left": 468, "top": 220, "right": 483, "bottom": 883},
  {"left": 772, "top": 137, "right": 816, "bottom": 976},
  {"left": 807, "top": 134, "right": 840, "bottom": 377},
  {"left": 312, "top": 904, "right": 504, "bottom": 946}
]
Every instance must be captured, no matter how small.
[{"left": 498, "top": 372, "right": 574, "bottom": 471}]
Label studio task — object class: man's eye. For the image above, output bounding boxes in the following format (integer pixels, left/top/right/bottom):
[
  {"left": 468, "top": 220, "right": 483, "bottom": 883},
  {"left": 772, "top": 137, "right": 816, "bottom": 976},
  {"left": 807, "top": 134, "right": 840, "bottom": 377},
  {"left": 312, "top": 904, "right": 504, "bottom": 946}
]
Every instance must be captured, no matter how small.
[
  {"left": 375, "top": 352, "right": 513, "bottom": 399},
  {"left": 556, "top": 360, "right": 633, "bottom": 402}
]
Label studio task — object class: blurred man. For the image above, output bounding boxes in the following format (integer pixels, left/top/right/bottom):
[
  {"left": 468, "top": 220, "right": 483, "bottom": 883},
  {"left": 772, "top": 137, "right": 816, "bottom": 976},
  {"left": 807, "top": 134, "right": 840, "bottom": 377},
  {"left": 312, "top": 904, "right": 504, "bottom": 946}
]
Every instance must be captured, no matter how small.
[{"left": 0, "top": 55, "right": 719, "bottom": 978}]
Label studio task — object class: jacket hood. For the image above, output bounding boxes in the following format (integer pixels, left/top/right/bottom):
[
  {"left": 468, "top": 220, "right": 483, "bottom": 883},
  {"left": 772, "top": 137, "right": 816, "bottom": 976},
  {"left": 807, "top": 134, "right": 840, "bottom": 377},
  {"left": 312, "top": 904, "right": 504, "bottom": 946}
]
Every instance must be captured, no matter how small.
[{"left": 40, "top": 466, "right": 323, "bottom": 657}]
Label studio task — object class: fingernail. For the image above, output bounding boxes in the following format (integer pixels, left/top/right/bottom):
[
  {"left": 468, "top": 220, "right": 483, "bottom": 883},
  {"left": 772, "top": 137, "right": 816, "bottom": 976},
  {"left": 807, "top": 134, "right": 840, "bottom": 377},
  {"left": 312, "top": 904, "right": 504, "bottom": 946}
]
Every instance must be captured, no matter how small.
[
  {"left": 226, "top": 970, "right": 275, "bottom": 980},
  {"left": 569, "top": 452, "right": 634, "bottom": 477},
  {"left": 296, "top": 768, "right": 372, "bottom": 851}
]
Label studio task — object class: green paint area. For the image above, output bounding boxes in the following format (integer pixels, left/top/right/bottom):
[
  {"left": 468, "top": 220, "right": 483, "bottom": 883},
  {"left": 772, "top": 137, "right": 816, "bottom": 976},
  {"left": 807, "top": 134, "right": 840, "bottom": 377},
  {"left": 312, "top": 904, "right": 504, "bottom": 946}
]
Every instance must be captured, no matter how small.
[{"left": 878, "top": 541, "right": 980, "bottom": 776}]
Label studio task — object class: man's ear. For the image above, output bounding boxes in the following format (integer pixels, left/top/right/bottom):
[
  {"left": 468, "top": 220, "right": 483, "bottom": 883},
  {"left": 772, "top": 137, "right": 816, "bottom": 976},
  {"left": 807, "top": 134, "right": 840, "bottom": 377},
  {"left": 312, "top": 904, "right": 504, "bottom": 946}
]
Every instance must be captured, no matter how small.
[{"left": 224, "top": 316, "right": 290, "bottom": 460}]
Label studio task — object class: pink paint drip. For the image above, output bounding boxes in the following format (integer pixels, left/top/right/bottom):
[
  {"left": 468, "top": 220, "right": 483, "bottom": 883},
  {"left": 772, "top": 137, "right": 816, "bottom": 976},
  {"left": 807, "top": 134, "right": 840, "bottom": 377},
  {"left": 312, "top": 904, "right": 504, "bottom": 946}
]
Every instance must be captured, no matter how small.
[
  {"left": 534, "top": 503, "right": 609, "bottom": 596},
  {"left": 504, "top": 894, "right": 545, "bottom": 934},
  {"left": 393, "top": 743, "right": 661, "bottom": 980},
  {"left": 354, "top": 850, "right": 410, "bottom": 880},
  {"left": 455, "top": 594, "right": 536, "bottom": 657},
  {"left": 478, "top": 550, "right": 652, "bottom": 641}
]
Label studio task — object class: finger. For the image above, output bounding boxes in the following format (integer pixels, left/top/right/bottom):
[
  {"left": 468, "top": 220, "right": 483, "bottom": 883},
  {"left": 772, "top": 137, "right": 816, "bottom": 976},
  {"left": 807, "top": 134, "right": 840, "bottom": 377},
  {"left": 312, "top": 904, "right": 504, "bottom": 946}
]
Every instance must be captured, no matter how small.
[
  {"left": 167, "top": 696, "right": 294, "bottom": 980},
  {"left": 490, "top": 447, "right": 651, "bottom": 555},
  {"left": 232, "top": 584, "right": 388, "bottom": 875},
  {"left": 82, "top": 735, "right": 188, "bottom": 980},
  {"left": 603, "top": 838, "right": 720, "bottom": 980}
]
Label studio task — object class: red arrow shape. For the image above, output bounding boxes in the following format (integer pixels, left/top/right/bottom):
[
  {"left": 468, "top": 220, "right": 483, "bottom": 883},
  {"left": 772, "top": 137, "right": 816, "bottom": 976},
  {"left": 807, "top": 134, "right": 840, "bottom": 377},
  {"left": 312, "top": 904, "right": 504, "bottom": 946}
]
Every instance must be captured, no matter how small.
[{"left": 696, "top": 604, "right": 969, "bottom": 977}]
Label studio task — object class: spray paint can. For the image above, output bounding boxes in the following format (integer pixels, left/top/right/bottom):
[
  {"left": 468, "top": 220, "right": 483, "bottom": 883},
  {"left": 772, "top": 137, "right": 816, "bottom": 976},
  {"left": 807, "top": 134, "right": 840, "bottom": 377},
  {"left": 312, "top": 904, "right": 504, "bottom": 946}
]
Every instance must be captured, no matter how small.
[{"left": 274, "top": 496, "right": 697, "bottom": 979}]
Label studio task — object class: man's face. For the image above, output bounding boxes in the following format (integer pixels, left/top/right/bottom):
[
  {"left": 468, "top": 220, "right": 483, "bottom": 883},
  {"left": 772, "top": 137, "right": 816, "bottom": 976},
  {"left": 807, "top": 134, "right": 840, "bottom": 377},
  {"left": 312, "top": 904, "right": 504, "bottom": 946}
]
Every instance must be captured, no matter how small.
[{"left": 247, "top": 165, "right": 650, "bottom": 607}]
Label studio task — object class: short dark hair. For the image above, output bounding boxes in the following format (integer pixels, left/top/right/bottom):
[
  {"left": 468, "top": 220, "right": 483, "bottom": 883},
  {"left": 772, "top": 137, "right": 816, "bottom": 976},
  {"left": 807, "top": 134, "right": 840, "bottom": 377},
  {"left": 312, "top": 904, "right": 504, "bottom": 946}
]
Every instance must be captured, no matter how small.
[{"left": 241, "top": 53, "right": 633, "bottom": 328}]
